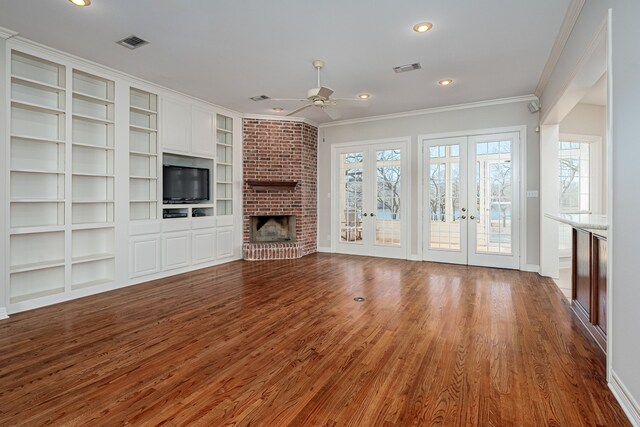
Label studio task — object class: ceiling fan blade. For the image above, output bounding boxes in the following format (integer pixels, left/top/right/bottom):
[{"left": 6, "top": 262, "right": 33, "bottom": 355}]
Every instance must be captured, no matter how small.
[
  {"left": 286, "top": 103, "right": 313, "bottom": 116},
  {"left": 317, "top": 86, "right": 334, "bottom": 99},
  {"left": 322, "top": 106, "right": 341, "bottom": 120}
]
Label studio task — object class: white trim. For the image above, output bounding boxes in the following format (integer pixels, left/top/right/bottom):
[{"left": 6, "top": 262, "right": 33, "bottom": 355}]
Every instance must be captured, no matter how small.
[
  {"left": 610, "top": 370, "right": 640, "bottom": 426},
  {"left": 605, "top": 8, "right": 613, "bottom": 383},
  {"left": 243, "top": 113, "right": 318, "bottom": 127},
  {"left": 540, "top": 17, "right": 607, "bottom": 125},
  {"left": 408, "top": 254, "right": 419, "bottom": 261},
  {"left": 417, "top": 125, "right": 528, "bottom": 270},
  {"left": 317, "top": 246, "right": 332, "bottom": 253},
  {"left": 523, "top": 264, "right": 540, "bottom": 273},
  {"left": 320, "top": 95, "right": 538, "bottom": 129},
  {"left": 0, "top": 307, "right": 8, "bottom": 320},
  {"left": 0, "top": 27, "right": 18, "bottom": 40},
  {"left": 535, "top": 0, "right": 586, "bottom": 97}
]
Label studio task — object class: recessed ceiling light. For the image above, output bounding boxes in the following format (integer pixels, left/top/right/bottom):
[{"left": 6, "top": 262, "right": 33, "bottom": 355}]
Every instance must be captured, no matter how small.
[
  {"left": 413, "top": 22, "right": 433, "bottom": 33},
  {"left": 358, "top": 93, "right": 370, "bottom": 99},
  {"left": 273, "top": 107, "right": 283, "bottom": 112},
  {"left": 69, "top": 0, "right": 91, "bottom": 6},
  {"left": 438, "top": 79, "right": 454, "bottom": 86}
]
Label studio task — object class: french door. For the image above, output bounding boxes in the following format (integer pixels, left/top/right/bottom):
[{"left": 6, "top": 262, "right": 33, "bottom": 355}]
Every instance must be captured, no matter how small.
[
  {"left": 423, "top": 132, "right": 520, "bottom": 269},
  {"left": 334, "top": 140, "right": 408, "bottom": 259}
]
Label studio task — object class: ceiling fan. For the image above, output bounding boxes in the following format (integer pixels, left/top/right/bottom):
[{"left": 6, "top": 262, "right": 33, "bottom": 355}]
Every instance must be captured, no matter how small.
[{"left": 268, "top": 60, "right": 367, "bottom": 120}]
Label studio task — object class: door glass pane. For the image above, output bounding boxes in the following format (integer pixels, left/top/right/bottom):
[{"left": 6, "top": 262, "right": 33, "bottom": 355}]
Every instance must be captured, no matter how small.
[
  {"left": 475, "top": 140, "right": 512, "bottom": 254},
  {"left": 428, "top": 145, "right": 461, "bottom": 250},
  {"left": 558, "top": 140, "right": 591, "bottom": 255},
  {"left": 340, "top": 152, "right": 363, "bottom": 243},
  {"left": 376, "top": 149, "right": 401, "bottom": 246}
]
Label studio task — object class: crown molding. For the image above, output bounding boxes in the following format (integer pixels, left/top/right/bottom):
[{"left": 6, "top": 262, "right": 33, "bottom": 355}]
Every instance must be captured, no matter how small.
[
  {"left": 319, "top": 95, "right": 538, "bottom": 129},
  {"left": 6, "top": 31, "right": 243, "bottom": 118},
  {"left": 535, "top": 0, "right": 586, "bottom": 97},
  {"left": 0, "top": 26, "right": 18, "bottom": 40},
  {"left": 242, "top": 113, "right": 319, "bottom": 128}
]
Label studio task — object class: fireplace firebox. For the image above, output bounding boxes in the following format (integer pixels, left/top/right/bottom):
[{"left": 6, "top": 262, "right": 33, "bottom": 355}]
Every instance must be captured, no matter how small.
[{"left": 250, "top": 215, "right": 296, "bottom": 243}]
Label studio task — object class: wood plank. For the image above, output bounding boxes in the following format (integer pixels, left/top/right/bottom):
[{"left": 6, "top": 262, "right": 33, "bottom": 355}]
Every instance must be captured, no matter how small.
[{"left": 0, "top": 254, "right": 630, "bottom": 426}]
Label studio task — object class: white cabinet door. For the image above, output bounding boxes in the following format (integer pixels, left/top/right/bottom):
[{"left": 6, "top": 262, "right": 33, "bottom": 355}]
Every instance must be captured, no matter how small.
[
  {"left": 161, "top": 97, "right": 191, "bottom": 153},
  {"left": 191, "top": 107, "right": 215, "bottom": 157},
  {"left": 162, "top": 232, "right": 191, "bottom": 271},
  {"left": 217, "top": 227, "right": 234, "bottom": 259},
  {"left": 192, "top": 229, "right": 216, "bottom": 265},
  {"left": 130, "top": 235, "right": 161, "bottom": 278}
]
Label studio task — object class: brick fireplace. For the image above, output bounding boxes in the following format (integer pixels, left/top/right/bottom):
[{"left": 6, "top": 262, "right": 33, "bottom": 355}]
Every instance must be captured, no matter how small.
[{"left": 242, "top": 119, "right": 317, "bottom": 260}]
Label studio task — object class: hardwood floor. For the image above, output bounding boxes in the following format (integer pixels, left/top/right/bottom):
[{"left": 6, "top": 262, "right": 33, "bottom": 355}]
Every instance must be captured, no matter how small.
[{"left": 0, "top": 254, "right": 630, "bottom": 426}]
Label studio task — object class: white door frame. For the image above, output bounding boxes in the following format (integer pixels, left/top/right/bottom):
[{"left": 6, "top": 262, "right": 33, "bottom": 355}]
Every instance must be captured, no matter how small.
[
  {"left": 330, "top": 137, "right": 411, "bottom": 259},
  {"left": 418, "top": 126, "right": 528, "bottom": 270}
]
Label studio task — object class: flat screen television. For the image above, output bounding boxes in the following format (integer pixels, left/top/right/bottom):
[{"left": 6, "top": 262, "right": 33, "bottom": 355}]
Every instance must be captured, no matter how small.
[{"left": 163, "top": 165, "right": 210, "bottom": 203}]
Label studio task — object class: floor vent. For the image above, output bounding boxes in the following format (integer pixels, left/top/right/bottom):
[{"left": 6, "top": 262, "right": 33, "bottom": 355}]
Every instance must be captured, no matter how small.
[{"left": 116, "top": 35, "right": 149, "bottom": 50}]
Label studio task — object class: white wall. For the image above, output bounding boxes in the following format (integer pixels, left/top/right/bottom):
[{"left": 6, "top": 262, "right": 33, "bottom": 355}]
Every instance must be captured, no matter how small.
[
  {"left": 560, "top": 103, "right": 606, "bottom": 136},
  {"left": 541, "top": 0, "right": 640, "bottom": 421},
  {"left": 318, "top": 100, "right": 541, "bottom": 267}
]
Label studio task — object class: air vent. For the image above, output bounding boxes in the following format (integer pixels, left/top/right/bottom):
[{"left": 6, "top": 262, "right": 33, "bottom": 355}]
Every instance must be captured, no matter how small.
[
  {"left": 393, "top": 63, "right": 422, "bottom": 73},
  {"left": 116, "top": 35, "right": 149, "bottom": 50},
  {"left": 250, "top": 95, "right": 271, "bottom": 101}
]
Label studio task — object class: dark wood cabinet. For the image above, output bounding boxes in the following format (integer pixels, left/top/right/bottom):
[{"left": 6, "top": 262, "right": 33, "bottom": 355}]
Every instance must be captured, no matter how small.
[
  {"left": 571, "top": 227, "right": 607, "bottom": 353},
  {"left": 593, "top": 234, "right": 607, "bottom": 338},
  {"left": 572, "top": 228, "right": 592, "bottom": 317}
]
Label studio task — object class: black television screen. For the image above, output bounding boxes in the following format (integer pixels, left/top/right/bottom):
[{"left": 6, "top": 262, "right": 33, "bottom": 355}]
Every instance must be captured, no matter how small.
[{"left": 163, "top": 165, "right": 210, "bottom": 203}]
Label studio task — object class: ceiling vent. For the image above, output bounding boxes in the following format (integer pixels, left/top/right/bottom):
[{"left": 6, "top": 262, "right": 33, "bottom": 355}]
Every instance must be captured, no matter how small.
[
  {"left": 250, "top": 95, "right": 270, "bottom": 101},
  {"left": 393, "top": 63, "right": 422, "bottom": 73},
  {"left": 116, "top": 35, "right": 149, "bottom": 50}
]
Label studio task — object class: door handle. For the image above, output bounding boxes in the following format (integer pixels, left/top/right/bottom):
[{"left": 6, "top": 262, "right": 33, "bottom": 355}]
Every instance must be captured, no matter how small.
[
  {"left": 370, "top": 213, "right": 375, "bottom": 217},
  {"left": 461, "top": 208, "right": 466, "bottom": 212},
  {"left": 461, "top": 215, "right": 467, "bottom": 220},
  {"left": 470, "top": 215, "right": 475, "bottom": 220},
  {"left": 363, "top": 213, "right": 368, "bottom": 217}
]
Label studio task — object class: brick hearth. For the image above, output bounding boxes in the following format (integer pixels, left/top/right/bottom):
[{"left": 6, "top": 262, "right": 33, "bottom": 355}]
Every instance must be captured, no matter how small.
[{"left": 242, "top": 119, "right": 317, "bottom": 260}]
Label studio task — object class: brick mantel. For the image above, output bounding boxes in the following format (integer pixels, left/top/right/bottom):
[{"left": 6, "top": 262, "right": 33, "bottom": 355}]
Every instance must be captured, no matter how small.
[{"left": 242, "top": 119, "right": 317, "bottom": 260}]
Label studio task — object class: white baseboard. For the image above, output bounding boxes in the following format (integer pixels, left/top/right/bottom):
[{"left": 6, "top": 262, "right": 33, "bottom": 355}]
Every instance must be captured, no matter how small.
[
  {"left": 522, "top": 264, "right": 540, "bottom": 273},
  {"left": 408, "top": 254, "right": 419, "bottom": 261},
  {"left": 317, "top": 246, "right": 332, "bottom": 253},
  {"left": 0, "top": 307, "right": 8, "bottom": 320},
  {"left": 610, "top": 370, "right": 640, "bottom": 426}
]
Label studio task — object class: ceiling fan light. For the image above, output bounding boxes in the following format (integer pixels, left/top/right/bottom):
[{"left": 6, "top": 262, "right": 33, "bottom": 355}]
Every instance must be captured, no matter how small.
[
  {"left": 358, "top": 93, "right": 370, "bottom": 99},
  {"left": 438, "top": 79, "right": 454, "bottom": 86},
  {"left": 69, "top": 0, "right": 91, "bottom": 6},
  {"left": 413, "top": 22, "right": 433, "bottom": 33}
]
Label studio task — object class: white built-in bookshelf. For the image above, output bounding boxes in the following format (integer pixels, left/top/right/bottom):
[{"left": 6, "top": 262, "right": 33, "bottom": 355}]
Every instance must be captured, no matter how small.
[
  {"left": 129, "top": 87, "right": 159, "bottom": 220},
  {"left": 71, "top": 69, "right": 116, "bottom": 290},
  {"left": 216, "top": 114, "right": 233, "bottom": 216},
  {"left": 9, "top": 51, "right": 67, "bottom": 303},
  {"left": 5, "top": 45, "right": 240, "bottom": 315}
]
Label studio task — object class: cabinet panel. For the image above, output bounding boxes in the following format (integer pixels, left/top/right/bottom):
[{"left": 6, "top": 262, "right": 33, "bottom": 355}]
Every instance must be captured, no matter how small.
[
  {"left": 130, "top": 236, "right": 161, "bottom": 278},
  {"left": 573, "top": 228, "right": 592, "bottom": 317},
  {"left": 191, "top": 107, "right": 214, "bottom": 157},
  {"left": 192, "top": 230, "right": 216, "bottom": 265},
  {"left": 217, "top": 227, "right": 234, "bottom": 259},
  {"left": 162, "top": 232, "right": 191, "bottom": 271},
  {"left": 594, "top": 236, "right": 607, "bottom": 335},
  {"left": 161, "top": 97, "right": 191, "bottom": 153}
]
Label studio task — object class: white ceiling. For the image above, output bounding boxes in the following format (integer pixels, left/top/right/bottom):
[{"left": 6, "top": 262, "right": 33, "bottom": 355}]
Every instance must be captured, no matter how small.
[{"left": 0, "top": 0, "right": 570, "bottom": 123}]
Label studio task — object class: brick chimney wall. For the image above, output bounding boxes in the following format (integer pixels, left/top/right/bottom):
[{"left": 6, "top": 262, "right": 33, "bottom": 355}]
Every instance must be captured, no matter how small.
[{"left": 242, "top": 119, "right": 317, "bottom": 257}]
